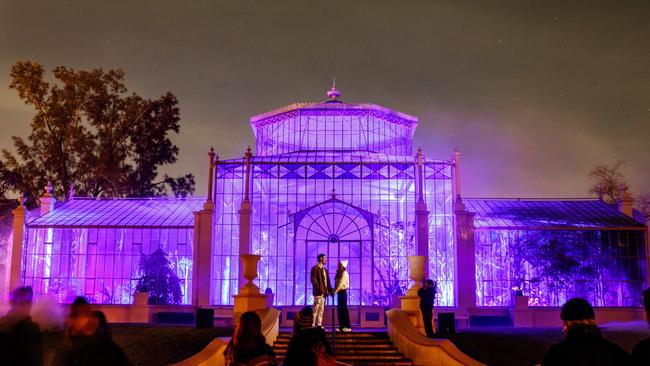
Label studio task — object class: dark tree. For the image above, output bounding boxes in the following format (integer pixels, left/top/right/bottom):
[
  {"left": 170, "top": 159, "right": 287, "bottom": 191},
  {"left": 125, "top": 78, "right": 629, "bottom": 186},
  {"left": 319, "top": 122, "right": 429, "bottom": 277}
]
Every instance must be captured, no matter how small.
[
  {"left": 588, "top": 161, "right": 627, "bottom": 204},
  {"left": 588, "top": 162, "right": 649, "bottom": 213},
  {"left": 135, "top": 248, "right": 183, "bottom": 305},
  {"left": 0, "top": 61, "right": 194, "bottom": 207}
]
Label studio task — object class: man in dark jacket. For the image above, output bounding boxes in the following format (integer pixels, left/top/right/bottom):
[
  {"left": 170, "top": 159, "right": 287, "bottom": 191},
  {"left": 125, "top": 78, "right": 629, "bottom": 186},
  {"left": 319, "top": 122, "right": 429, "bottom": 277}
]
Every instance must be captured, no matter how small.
[
  {"left": 632, "top": 288, "right": 650, "bottom": 365},
  {"left": 417, "top": 279, "right": 436, "bottom": 338},
  {"left": 310, "top": 254, "right": 333, "bottom": 328},
  {"left": 542, "top": 298, "right": 632, "bottom": 366}
]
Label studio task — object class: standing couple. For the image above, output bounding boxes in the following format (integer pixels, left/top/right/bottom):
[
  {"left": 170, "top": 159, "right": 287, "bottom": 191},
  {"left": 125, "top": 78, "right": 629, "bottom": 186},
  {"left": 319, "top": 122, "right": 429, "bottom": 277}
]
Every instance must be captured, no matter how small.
[{"left": 310, "top": 254, "right": 351, "bottom": 332}]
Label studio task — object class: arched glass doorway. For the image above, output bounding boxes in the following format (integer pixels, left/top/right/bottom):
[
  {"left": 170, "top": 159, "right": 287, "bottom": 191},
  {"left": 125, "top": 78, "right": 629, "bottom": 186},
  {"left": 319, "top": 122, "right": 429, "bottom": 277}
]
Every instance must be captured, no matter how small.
[{"left": 293, "top": 197, "right": 374, "bottom": 305}]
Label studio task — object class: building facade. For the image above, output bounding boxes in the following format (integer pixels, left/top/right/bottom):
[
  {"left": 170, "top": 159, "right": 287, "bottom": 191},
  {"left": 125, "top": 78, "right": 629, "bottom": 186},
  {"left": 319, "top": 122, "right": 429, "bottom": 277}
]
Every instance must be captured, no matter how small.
[{"left": 6, "top": 86, "right": 649, "bottom": 313}]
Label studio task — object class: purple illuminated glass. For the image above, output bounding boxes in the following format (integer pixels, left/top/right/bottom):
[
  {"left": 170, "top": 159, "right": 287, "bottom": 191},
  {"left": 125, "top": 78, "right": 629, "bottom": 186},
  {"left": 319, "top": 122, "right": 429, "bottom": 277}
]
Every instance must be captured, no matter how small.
[
  {"left": 468, "top": 199, "right": 648, "bottom": 307},
  {"left": 213, "top": 99, "right": 455, "bottom": 306},
  {"left": 22, "top": 199, "right": 200, "bottom": 304}
]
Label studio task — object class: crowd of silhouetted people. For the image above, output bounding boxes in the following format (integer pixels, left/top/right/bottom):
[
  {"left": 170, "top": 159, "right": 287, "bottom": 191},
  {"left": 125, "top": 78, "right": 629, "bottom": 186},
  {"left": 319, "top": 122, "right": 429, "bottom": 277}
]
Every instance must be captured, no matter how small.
[
  {"left": 225, "top": 307, "right": 334, "bottom": 366},
  {"left": 0, "top": 286, "right": 129, "bottom": 366},
  {"left": 3, "top": 285, "right": 650, "bottom": 366},
  {"left": 224, "top": 289, "right": 650, "bottom": 366}
]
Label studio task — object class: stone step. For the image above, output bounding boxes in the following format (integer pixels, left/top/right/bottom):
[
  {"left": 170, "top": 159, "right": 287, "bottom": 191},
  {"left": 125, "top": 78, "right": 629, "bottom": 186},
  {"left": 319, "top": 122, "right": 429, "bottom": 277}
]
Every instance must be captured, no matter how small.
[
  {"left": 274, "top": 331, "right": 412, "bottom": 365},
  {"left": 274, "top": 338, "right": 391, "bottom": 345},
  {"left": 277, "top": 359, "right": 413, "bottom": 366},
  {"left": 277, "top": 360, "right": 413, "bottom": 366},
  {"left": 277, "top": 333, "right": 389, "bottom": 339},
  {"left": 274, "top": 343, "right": 397, "bottom": 350},
  {"left": 275, "top": 349, "right": 401, "bottom": 356}
]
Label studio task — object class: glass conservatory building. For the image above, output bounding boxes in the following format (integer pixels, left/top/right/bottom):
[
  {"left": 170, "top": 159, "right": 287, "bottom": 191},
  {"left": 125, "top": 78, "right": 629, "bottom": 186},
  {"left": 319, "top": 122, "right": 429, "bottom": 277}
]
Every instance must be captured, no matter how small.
[
  {"left": 11, "top": 85, "right": 649, "bottom": 310},
  {"left": 212, "top": 86, "right": 455, "bottom": 306}
]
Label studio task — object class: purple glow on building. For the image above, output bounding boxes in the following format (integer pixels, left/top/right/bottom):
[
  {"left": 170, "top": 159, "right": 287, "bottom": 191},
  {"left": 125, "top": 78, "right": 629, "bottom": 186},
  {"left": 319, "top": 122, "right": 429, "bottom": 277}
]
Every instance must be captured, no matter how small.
[
  {"left": 213, "top": 92, "right": 456, "bottom": 306},
  {"left": 22, "top": 199, "right": 202, "bottom": 304},
  {"left": 17, "top": 89, "right": 647, "bottom": 308},
  {"left": 467, "top": 199, "right": 647, "bottom": 307}
]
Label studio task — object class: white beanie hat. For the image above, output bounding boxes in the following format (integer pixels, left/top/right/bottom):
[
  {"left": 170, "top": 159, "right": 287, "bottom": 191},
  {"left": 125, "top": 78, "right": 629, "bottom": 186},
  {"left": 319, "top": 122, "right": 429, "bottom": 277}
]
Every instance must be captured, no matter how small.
[{"left": 340, "top": 260, "right": 349, "bottom": 268}]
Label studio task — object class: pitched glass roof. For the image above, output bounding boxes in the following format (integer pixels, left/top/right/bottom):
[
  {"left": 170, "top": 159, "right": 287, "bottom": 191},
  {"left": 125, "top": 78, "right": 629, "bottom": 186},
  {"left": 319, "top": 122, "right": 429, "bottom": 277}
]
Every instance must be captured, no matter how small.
[
  {"left": 220, "top": 150, "right": 451, "bottom": 164},
  {"left": 465, "top": 199, "right": 646, "bottom": 229},
  {"left": 27, "top": 197, "right": 205, "bottom": 228},
  {"left": 249, "top": 101, "right": 418, "bottom": 129}
]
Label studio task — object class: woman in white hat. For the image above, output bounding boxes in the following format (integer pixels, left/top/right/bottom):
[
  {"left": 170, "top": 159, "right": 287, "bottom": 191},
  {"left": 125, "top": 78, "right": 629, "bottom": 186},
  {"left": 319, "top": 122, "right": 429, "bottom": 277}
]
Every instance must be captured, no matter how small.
[{"left": 334, "top": 260, "right": 351, "bottom": 332}]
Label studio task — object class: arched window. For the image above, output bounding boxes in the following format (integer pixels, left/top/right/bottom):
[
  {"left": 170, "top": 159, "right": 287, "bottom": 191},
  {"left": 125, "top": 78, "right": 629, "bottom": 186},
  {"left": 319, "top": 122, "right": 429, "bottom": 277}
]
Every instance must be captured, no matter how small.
[{"left": 293, "top": 198, "right": 375, "bottom": 305}]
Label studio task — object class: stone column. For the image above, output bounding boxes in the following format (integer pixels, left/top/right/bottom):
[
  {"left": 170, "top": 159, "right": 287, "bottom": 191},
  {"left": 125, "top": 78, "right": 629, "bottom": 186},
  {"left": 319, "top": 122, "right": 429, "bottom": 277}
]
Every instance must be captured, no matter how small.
[
  {"left": 400, "top": 255, "right": 426, "bottom": 330},
  {"left": 39, "top": 181, "right": 56, "bottom": 215},
  {"left": 192, "top": 149, "right": 216, "bottom": 307},
  {"left": 238, "top": 147, "right": 253, "bottom": 290},
  {"left": 452, "top": 148, "right": 462, "bottom": 202},
  {"left": 9, "top": 196, "right": 26, "bottom": 291},
  {"left": 645, "top": 210, "right": 650, "bottom": 286},
  {"left": 455, "top": 198, "right": 476, "bottom": 317},
  {"left": 617, "top": 186, "right": 634, "bottom": 217},
  {"left": 415, "top": 148, "right": 430, "bottom": 278}
]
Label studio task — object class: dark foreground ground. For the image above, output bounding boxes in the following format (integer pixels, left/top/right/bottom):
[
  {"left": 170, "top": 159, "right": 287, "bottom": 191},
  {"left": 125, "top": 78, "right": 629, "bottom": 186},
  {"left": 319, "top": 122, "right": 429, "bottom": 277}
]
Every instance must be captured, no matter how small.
[
  {"left": 43, "top": 324, "right": 233, "bottom": 366},
  {"left": 42, "top": 322, "right": 649, "bottom": 366},
  {"left": 449, "top": 321, "right": 650, "bottom": 366}
]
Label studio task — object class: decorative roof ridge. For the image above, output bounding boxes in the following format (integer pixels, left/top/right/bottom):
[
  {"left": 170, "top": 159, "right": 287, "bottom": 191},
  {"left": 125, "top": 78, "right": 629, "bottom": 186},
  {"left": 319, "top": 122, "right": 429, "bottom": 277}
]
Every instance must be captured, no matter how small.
[
  {"left": 250, "top": 102, "right": 418, "bottom": 125},
  {"left": 62, "top": 196, "right": 206, "bottom": 201},
  {"left": 464, "top": 197, "right": 603, "bottom": 201},
  {"left": 217, "top": 151, "right": 453, "bottom": 165}
]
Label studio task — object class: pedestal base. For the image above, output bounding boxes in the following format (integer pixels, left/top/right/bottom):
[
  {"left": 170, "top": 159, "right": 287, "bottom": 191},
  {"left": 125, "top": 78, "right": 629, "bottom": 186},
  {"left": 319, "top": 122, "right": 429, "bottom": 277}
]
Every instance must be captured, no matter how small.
[
  {"left": 400, "top": 295, "right": 423, "bottom": 332},
  {"left": 233, "top": 293, "right": 269, "bottom": 325}
]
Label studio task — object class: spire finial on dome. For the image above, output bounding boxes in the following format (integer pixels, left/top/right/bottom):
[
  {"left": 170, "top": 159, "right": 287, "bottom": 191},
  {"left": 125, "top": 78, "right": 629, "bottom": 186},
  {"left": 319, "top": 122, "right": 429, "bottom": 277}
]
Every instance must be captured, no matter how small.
[{"left": 327, "top": 78, "right": 341, "bottom": 101}]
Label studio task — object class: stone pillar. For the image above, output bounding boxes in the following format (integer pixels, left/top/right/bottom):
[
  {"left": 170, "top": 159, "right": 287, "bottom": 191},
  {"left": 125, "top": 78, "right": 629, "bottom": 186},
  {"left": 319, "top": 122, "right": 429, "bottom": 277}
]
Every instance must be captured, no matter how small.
[
  {"left": 39, "top": 181, "right": 56, "bottom": 215},
  {"left": 9, "top": 196, "right": 26, "bottom": 291},
  {"left": 238, "top": 147, "right": 253, "bottom": 290},
  {"left": 513, "top": 295, "right": 533, "bottom": 327},
  {"left": 68, "top": 184, "right": 75, "bottom": 201},
  {"left": 192, "top": 149, "right": 216, "bottom": 307},
  {"left": 415, "top": 148, "right": 430, "bottom": 278},
  {"left": 455, "top": 198, "right": 476, "bottom": 317},
  {"left": 206, "top": 147, "right": 216, "bottom": 204},
  {"left": 645, "top": 210, "right": 650, "bottom": 286},
  {"left": 400, "top": 255, "right": 426, "bottom": 330},
  {"left": 233, "top": 254, "right": 268, "bottom": 324},
  {"left": 617, "top": 186, "right": 634, "bottom": 217},
  {"left": 452, "top": 148, "right": 462, "bottom": 202}
]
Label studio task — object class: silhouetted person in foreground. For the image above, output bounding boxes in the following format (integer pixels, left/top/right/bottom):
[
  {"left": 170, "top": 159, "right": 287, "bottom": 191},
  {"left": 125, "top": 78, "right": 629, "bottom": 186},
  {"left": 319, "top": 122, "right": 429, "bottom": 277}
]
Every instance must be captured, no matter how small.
[
  {"left": 418, "top": 279, "right": 437, "bottom": 337},
  {"left": 542, "top": 297, "right": 632, "bottom": 366},
  {"left": 0, "top": 286, "right": 43, "bottom": 366},
  {"left": 632, "top": 288, "right": 650, "bottom": 365},
  {"left": 224, "top": 311, "right": 276, "bottom": 366},
  {"left": 57, "top": 296, "right": 129, "bottom": 366},
  {"left": 284, "top": 306, "right": 334, "bottom": 366}
]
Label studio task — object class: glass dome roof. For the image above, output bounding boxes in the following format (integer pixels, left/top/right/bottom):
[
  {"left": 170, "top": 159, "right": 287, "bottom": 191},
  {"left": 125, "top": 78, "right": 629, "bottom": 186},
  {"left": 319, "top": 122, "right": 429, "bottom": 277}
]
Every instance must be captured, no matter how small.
[{"left": 250, "top": 84, "right": 418, "bottom": 156}]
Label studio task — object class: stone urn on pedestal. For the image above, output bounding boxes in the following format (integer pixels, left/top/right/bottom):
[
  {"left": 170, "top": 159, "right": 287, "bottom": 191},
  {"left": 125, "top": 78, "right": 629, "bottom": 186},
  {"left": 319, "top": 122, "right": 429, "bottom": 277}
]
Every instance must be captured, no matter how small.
[
  {"left": 239, "top": 254, "right": 262, "bottom": 295},
  {"left": 400, "top": 255, "right": 427, "bottom": 329},
  {"left": 233, "top": 254, "right": 269, "bottom": 325}
]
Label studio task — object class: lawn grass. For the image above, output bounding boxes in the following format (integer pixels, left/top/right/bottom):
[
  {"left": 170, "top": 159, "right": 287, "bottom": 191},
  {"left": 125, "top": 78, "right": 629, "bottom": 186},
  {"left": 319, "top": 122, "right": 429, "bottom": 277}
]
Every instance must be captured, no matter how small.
[
  {"left": 43, "top": 324, "right": 233, "bottom": 366},
  {"left": 449, "top": 322, "right": 650, "bottom": 366}
]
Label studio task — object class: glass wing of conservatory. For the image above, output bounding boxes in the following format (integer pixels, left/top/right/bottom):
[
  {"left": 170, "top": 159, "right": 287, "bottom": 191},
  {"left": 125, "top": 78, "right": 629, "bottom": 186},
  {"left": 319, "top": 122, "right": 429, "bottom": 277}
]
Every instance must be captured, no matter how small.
[
  {"left": 467, "top": 199, "right": 648, "bottom": 307},
  {"left": 23, "top": 198, "right": 203, "bottom": 304}
]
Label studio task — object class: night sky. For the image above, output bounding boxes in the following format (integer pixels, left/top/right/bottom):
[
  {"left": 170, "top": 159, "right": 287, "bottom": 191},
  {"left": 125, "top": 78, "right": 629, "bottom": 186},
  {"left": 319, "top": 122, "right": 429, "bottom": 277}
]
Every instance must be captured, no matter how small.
[{"left": 1, "top": 1, "right": 648, "bottom": 198}]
